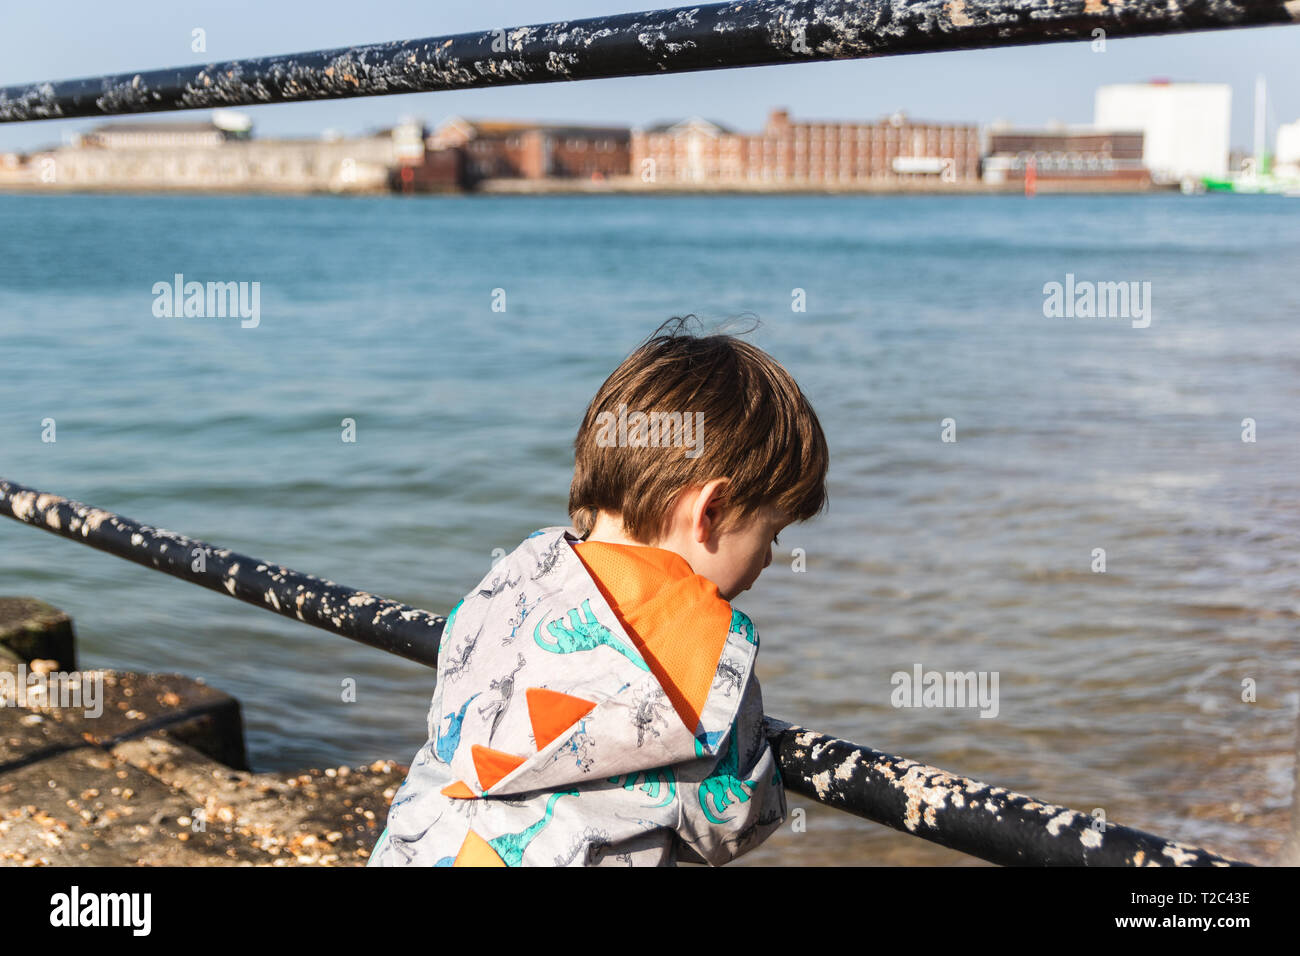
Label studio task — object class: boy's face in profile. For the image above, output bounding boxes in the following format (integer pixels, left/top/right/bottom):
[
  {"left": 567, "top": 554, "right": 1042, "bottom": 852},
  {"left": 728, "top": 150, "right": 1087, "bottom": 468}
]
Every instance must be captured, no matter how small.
[
  {"left": 699, "top": 504, "right": 791, "bottom": 602},
  {"left": 651, "top": 482, "right": 792, "bottom": 601}
]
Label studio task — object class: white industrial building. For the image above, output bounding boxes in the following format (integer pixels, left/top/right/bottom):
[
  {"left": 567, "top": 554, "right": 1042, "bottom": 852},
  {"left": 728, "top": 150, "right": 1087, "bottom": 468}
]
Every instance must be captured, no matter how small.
[
  {"left": 1095, "top": 82, "right": 1231, "bottom": 182},
  {"left": 1275, "top": 119, "right": 1300, "bottom": 176}
]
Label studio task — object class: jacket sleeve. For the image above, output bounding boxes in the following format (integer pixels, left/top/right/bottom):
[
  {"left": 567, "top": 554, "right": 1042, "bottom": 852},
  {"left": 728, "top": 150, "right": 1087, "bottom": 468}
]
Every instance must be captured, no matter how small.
[{"left": 673, "top": 668, "right": 786, "bottom": 866}]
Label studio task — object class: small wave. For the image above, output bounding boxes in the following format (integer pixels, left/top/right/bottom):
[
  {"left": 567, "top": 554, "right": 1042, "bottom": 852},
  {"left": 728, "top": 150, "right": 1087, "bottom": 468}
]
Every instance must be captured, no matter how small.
[{"left": 1174, "top": 603, "right": 1300, "bottom": 620}]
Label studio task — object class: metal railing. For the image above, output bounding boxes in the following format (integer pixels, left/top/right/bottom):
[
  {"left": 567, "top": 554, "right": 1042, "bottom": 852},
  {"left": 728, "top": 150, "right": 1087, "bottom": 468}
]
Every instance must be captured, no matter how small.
[{"left": 2, "top": 0, "right": 1297, "bottom": 123}]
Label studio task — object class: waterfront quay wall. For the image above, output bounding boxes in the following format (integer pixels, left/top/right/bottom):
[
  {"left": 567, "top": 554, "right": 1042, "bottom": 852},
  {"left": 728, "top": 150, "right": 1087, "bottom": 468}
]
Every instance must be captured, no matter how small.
[{"left": 0, "top": 597, "right": 398, "bottom": 866}]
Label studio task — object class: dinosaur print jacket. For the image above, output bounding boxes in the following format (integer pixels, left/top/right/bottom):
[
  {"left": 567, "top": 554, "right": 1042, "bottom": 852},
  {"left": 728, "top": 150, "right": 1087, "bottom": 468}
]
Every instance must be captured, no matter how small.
[{"left": 367, "top": 526, "right": 785, "bottom": 866}]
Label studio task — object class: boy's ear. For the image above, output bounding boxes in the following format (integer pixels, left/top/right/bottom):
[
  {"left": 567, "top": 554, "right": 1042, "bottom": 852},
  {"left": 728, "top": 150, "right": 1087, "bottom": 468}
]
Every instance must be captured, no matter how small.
[{"left": 691, "top": 478, "right": 732, "bottom": 543}]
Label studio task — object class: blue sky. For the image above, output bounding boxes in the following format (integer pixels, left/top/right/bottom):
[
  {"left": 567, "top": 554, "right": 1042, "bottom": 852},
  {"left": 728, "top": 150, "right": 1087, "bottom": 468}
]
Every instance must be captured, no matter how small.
[{"left": 1, "top": 0, "right": 1296, "bottom": 152}]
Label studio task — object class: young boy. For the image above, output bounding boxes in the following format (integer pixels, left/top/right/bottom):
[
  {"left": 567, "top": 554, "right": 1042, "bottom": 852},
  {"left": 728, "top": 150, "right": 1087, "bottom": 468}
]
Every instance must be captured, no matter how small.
[{"left": 368, "top": 319, "right": 828, "bottom": 866}]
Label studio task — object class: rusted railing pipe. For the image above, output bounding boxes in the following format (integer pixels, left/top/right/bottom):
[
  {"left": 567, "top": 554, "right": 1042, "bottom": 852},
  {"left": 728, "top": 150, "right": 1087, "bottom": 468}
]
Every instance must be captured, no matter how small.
[
  {"left": 2, "top": 0, "right": 1298, "bottom": 124},
  {"left": 0, "top": 477, "right": 1248, "bottom": 865}
]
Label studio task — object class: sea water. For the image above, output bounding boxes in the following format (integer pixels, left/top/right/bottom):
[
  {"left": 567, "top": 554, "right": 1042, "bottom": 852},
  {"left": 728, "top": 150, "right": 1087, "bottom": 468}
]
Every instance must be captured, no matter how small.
[{"left": 1, "top": 192, "right": 1297, "bottom": 864}]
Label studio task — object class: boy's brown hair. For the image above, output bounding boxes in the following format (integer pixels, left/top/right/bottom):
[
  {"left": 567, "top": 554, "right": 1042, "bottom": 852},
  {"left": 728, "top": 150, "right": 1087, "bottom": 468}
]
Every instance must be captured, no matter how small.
[{"left": 569, "top": 317, "right": 828, "bottom": 542}]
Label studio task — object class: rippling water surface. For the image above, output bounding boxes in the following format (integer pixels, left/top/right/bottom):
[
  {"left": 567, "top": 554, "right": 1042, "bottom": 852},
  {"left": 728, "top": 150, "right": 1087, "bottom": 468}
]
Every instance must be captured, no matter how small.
[{"left": 1, "top": 192, "right": 1297, "bottom": 865}]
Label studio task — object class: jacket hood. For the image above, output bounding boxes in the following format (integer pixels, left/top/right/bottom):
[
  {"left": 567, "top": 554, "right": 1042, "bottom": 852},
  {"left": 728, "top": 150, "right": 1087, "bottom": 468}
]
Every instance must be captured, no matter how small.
[{"left": 430, "top": 527, "right": 760, "bottom": 798}]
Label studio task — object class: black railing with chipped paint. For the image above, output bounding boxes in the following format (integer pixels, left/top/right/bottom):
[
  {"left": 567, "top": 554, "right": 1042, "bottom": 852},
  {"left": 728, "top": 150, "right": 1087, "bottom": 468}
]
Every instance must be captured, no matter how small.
[{"left": 2, "top": 0, "right": 1298, "bottom": 124}]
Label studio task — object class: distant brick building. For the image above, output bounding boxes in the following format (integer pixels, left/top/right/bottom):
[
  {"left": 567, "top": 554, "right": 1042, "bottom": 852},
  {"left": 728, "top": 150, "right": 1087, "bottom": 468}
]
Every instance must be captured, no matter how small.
[
  {"left": 629, "top": 117, "right": 741, "bottom": 183},
  {"left": 982, "top": 128, "right": 1149, "bottom": 186},
  {"left": 429, "top": 117, "right": 631, "bottom": 182},
  {"left": 631, "top": 109, "right": 982, "bottom": 186},
  {"left": 391, "top": 146, "right": 464, "bottom": 194}
]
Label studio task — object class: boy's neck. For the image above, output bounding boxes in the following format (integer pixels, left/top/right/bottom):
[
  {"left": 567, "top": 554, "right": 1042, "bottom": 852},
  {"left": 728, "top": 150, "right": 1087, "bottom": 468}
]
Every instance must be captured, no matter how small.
[{"left": 583, "top": 512, "right": 680, "bottom": 559}]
